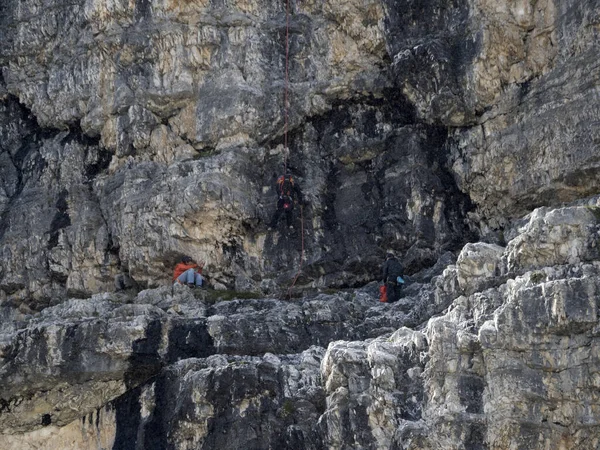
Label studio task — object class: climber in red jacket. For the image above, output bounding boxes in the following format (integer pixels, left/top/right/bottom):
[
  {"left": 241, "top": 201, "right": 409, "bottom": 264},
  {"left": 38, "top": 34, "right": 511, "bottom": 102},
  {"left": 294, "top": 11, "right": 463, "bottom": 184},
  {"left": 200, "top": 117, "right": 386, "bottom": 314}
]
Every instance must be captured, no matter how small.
[
  {"left": 269, "top": 170, "right": 304, "bottom": 230},
  {"left": 173, "top": 255, "right": 205, "bottom": 288}
]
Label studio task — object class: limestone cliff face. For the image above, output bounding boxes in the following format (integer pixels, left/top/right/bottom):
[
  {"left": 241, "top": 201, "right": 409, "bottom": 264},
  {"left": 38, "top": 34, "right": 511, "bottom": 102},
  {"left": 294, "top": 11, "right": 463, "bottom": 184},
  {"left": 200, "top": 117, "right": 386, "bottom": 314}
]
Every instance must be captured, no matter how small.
[
  {"left": 2, "top": 0, "right": 600, "bottom": 449},
  {"left": 3, "top": 203, "right": 600, "bottom": 449},
  {"left": 0, "top": 0, "right": 476, "bottom": 305},
  {"left": 2, "top": 0, "right": 598, "bottom": 305}
]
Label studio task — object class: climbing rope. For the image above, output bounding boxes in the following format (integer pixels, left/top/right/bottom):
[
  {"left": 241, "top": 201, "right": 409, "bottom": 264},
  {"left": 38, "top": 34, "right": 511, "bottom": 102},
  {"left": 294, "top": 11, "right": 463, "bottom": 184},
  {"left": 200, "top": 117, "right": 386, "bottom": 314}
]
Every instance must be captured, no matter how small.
[
  {"left": 281, "top": 0, "right": 306, "bottom": 299},
  {"left": 283, "top": 0, "right": 290, "bottom": 174},
  {"left": 287, "top": 204, "right": 305, "bottom": 299}
]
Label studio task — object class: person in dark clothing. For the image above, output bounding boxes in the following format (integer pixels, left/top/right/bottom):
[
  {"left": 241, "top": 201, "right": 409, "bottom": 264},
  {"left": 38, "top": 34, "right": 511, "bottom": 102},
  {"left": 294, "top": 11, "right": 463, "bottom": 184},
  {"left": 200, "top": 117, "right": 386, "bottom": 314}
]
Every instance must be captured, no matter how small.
[
  {"left": 381, "top": 252, "right": 404, "bottom": 303},
  {"left": 269, "top": 170, "right": 303, "bottom": 230}
]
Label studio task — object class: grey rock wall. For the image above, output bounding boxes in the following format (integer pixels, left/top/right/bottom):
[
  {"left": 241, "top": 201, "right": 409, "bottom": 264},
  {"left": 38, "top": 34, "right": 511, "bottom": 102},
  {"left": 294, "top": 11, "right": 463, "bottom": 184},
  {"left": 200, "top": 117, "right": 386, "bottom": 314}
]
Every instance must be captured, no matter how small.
[
  {"left": 2, "top": 0, "right": 600, "bottom": 448},
  {"left": 446, "top": 0, "right": 600, "bottom": 225},
  {"left": 317, "top": 204, "right": 600, "bottom": 450},
  {"left": 2, "top": 0, "right": 598, "bottom": 306},
  {"left": 383, "top": 0, "right": 600, "bottom": 228},
  {"left": 1, "top": 269, "right": 456, "bottom": 438},
  {"left": 0, "top": 0, "right": 478, "bottom": 307},
  {"left": 3, "top": 202, "right": 600, "bottom": 449}
]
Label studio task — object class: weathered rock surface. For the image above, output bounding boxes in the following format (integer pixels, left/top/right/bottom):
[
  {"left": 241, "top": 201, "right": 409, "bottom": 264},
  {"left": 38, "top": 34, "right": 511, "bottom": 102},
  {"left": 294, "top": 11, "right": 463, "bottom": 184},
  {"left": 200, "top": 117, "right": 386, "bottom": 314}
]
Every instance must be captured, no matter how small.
[
  {"left": 2, "top": 203, "right": 600, "bottom": 449},
  {"left": 2, "top": 0, "right": 600, "bottom": 448},
  {"left": 320, "top": 328, "right": 426, "bottom": 449},
  {"left": 0, "top": 281, "right": 440, "bottom": 437},
  {"left": 445, "top": 1, "right": 600, "bottom": 224},
  {"left": 110, "top": 350, "right": 327, "bottom": 450},
  {"left": 1, "top": 0, "right": 598, "bottom": 306},
  {"left": 383, "top": 0, "right": 600, "bottom": 226},
  {"left": 0, "top": 292, "right": 211, "bottom": 433},
  {"left": 0, "top": 88, "right": 474, "bottom": 306},
  {"left": 402, "top": 206, "right": 600, "bottom": 449}
]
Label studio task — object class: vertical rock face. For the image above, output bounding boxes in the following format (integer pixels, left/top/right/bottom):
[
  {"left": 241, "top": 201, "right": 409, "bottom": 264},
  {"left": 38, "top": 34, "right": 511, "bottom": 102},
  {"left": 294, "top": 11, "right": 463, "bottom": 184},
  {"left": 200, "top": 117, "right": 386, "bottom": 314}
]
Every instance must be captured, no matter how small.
[
  {"left": 110, "top": 351, "right": 327, "bottom": 450},
  {"left": 2, "top": 0, "right": 600, "bottom": 449},
  {"left": 0, "top": 284, "right": 431, "bottom": 447},
  {"left": 384, "top": 0, "right": 600, "bottom": 227},
  {"left": 0, "top": 96, "right": 117, "bottom": 306},
  {"left": 3, "top": 203, "right": 600, "bottom": 449},
  {"left": 0, "top": 0, "right": 478, "bottom": 305},
  {"left": 384, "top": 0, "right": 477, "bottom": 125},
  {"left": 397, "top": 205, "right": 600, "bottom": 450},
  {"left": 320, "top": 328, "right": 426, "bottom": 449},
  {"left": 1, "top": 0, "right": 597, "bottom": 303},
  {"left": 446, "top": 0, "right": 600, "bottom": 225}
]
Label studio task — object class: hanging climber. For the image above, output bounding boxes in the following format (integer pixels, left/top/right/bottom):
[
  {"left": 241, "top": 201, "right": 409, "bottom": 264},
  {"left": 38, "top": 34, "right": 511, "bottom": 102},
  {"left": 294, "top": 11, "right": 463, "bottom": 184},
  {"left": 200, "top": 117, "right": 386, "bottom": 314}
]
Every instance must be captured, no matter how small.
[
  {"left": 173, "top": 255, "right": 205, "bottom": 288},
  {"left": 381, "top": 252, "right": 404, "bottom": 303},
  {"left": 269, "top": 169, "right": 303, "bottom": 230}
]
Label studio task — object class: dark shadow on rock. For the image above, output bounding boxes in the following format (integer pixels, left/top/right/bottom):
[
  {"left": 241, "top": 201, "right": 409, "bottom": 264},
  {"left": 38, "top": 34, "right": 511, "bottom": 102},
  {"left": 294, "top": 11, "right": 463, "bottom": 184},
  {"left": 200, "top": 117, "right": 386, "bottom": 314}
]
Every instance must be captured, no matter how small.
[{"left": 165, "top": 318, "right": 215, "bottom": 364}]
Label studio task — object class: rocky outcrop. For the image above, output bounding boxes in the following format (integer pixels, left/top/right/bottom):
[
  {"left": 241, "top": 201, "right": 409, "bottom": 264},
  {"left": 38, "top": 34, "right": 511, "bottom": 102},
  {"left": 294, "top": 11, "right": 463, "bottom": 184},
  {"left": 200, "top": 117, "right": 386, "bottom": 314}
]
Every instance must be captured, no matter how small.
[
  {"left": 2, "top": 0, "right": 600, "bottom": 448},
  {"left": 2, "top": 0, "right": 599, "bottom": 305},
  {"left": 446, "top": 1, "right": 600, "bottom": 225},
  {"left": 320, "top": 204, "right": 600, "bottom": 450},
  {"left": 413, "top": 206, "right": 600, "bottom": 450},
  {"left": 384, "top": 0, "right": 600, "bottom": 226},
  {"left": 0, "top": 0, "right": 477, "bottom": 306},
  {"left": 320, "top": 328, "right": 426, "bottom": 449},
  {"left": 0, "top": 282, "right": 427, "bottom": 438},
  {"left": 3, "top": 203, "right": 600, "bottom": 449}
]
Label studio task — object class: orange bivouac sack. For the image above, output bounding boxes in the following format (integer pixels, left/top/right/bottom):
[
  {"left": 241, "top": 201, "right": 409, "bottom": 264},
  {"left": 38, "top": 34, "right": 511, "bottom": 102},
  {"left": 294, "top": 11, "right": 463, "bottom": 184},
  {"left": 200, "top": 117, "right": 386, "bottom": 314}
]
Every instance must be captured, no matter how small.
[{"left": 379, "top": 285, "right": 388, "bottom": 303}]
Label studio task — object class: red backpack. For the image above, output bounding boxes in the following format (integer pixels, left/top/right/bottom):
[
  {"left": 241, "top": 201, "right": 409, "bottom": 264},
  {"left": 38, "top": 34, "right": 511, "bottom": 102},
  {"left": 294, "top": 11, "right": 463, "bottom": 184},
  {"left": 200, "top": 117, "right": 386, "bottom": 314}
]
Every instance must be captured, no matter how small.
[{"left": 379, "top": 285, "right": 388, "bottom": 303}]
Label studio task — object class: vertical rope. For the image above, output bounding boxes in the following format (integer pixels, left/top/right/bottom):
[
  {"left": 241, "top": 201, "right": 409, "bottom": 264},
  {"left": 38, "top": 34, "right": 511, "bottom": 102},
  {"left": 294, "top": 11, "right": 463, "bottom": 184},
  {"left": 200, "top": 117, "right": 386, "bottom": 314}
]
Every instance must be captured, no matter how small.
[
  {"left": 283, "top": 0, "right": 290, "bottom": 173},
  {"left": 282, "top": 0, "right": 305, "bottom": 300},
  {"left": 287, "top": 204, "right": 305, "bottom": 299}
]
